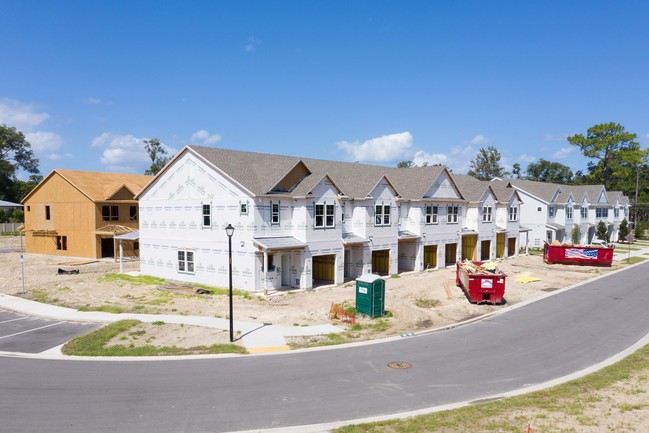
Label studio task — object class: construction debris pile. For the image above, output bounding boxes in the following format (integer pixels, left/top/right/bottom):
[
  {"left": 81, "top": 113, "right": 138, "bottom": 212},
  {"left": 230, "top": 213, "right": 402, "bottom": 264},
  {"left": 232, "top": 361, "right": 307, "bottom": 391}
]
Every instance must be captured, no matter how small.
[
  {"left": 549, "top": 240, "right": 613, "bottom": 248},
  {"left": 459, "top": 259, "right": 504, "bottom": 275}
]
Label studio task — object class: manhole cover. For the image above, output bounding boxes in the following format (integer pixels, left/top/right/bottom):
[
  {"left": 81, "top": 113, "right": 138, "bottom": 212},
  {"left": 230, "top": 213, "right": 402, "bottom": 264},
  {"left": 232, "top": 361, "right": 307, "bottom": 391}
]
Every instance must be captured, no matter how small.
[{"left": 388, "top": 361, "right": 412, "bottom": 369}]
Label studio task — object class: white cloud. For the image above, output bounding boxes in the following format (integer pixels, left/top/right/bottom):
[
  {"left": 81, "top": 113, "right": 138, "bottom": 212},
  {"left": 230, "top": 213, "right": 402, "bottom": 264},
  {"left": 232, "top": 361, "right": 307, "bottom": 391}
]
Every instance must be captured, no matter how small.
[
  {"left": 553, "top": 147, "right": 575, "bottom": 159},
  {"left": 191, "top": 129, "right": 222, "bottom": 146},
  {"left": 0, "top": 98, "right": 49, "bottom": 130},
  {"left": 465, "top": 134, "right": 492, "bottom": 146},
  {"left": 245, "top": 36, "right": 261, "bottom": 52},
  {"left": 337, "top": 132, "right": 413, "bottom": 163},
  {"left": 412, "top": 150, "right": 447, "bottom": 167},
  {"left": 25, "top": 131, "right": 63, "bottom": 153},
  {"left": 85, "top": 97, "right": 102, "bottom": 105},
  {"left": 92, "top": 133, "right": 176, "bottom": 172},
  {"left": 519, "top": 154, "right": 537, "bottom": 163}
]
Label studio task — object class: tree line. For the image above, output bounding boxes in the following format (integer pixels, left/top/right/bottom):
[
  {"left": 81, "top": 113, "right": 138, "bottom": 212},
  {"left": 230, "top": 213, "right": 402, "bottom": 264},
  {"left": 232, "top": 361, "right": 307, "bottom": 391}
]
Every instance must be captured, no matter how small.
[{"left": 399, "top": 122, "right": 649, "bottom": 222}]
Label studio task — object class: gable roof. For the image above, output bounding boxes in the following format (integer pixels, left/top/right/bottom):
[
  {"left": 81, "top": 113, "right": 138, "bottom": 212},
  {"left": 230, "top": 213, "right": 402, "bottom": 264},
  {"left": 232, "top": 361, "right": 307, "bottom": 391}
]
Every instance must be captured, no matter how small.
[
  {"left": 452, "top": 174, "right": 494, "bottom": 202},
  {"left": 503, "top": 178, "right": 563, "bottom": 203},
  {"left": 489, "top": 179, "right": 522, "bottom": 203},
  {"left": 22, "top": 169, "right": 152, "bottom": 203},
  {"left": 187, "top": 146, "right": 455, "bottom": 200}
]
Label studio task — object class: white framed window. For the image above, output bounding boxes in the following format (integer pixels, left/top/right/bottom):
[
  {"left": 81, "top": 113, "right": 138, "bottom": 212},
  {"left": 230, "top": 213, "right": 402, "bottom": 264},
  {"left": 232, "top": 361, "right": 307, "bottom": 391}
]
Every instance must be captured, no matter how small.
[
  {"left": 566, "top": 206, "right": 573, "bottom": 220},
  {"left": 425, "top": 205, "right": 438, "bottom": 224},
  {"left": 548, "top": 206, "right": 555, "bottom": 217},
  {"left": 614, "top": 207, "right": 619, "bottom": 218},
  {"left": 537, "top": 206, "right": 542, "bottom": 212},
  {"left": 177, "top": 250, "right": 195, "bottom": 274},
  {"left": 375, "top": 204, "right": 391, "bottom": 226},
  {"left": 581, "top": 207, "right": 588, "bottom": 219},
  {"left": 271, "top": 202, "right": 280, "bottom": 225},
  {"left": 447, "top": 205, "right": 459, "bottom": 223},
  {"left": 202, "top": 204, "right": 211, "bottom": 227},
  {"left": 315, "top": 203, "right": 335, "bottom": 228},
  {"left": 482, "top": 206, "right": 492, "bottom": 222},
  {"left": 240, "top": 201, "right": 249, "bottom": 215},
  {"left": 596, "top": 208, "right": 609, "bottom": 219},
  {"left": 508, "top": 206, "right": 518, "bottom": 222}
]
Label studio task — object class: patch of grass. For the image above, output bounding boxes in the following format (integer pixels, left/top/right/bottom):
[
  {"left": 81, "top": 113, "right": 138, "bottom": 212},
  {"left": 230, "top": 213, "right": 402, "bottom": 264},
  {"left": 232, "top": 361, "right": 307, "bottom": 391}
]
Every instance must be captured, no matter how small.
[
  {"left": 57, "top": 287, "right": 72, "bottom": 292},
  {"left": 415, "top": 297, "right": 440, "bottom": 308},
  {"left": 367, "top": 319, "right": 391, "bottom": 332},
  {"left": 194, "top": 283, "right": 253, "bottom": 299},
  {"left": 390, "top": 274, "right": 400, "bottom": 278},
  {"left": 78, "top": 304, "right": 124, "bottom": 314},
  {"left": 152, "top": 320, "right": 165, "bottom": 325},
  {"left": 98, "top": 273, "right": 166, "bottom": 286},
  {"left": 621, "top": 256, "right": 647, "bottom": 264},
  {"left": 29, "top": 289, "right": 52, "bottom": 304},
  {"left": 62, "top": 320, "right": 248, "bottom": 356},
  {"left": 334, "top": 344, "right": 649, "bottom": 433}
]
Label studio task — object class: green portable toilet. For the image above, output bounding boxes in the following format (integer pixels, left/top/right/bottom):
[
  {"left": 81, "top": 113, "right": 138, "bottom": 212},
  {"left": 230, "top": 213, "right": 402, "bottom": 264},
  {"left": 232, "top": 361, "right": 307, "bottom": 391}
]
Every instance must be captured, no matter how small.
[{"left": 355, "top": 274, "right": 385, "bottom": 318}]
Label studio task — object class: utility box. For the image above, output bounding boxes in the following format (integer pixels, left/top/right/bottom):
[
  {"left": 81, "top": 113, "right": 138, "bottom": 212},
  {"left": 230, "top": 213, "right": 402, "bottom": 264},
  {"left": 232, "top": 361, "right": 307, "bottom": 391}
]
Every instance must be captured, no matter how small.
[
  {"left": 456, "top": 261, "right": 507, "bottom": 304},
  {"left": 355, "top": 274, "right": 385, "bottom": 318}
]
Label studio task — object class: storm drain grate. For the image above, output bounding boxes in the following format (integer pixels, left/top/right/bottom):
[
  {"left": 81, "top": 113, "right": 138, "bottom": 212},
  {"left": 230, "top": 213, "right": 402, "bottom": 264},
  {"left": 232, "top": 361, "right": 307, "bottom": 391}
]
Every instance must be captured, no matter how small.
[{"left": 388, "top": 361, "right": 412, "bottom": 369}]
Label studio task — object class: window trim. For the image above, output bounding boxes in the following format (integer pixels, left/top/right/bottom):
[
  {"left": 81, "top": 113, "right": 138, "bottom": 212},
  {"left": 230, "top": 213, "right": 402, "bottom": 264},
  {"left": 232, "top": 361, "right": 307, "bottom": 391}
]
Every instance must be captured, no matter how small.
[
  {"left": 314, "top": 202, "right": 335, "bottom": 229},
  {"left": 270, "top": 201, "right": 280, "bottom": 226},
  {"left": 566, "top": 206, "right": 573, "bottom": 220},
  {"left": 239, "top": 201, "right": 249, "bottom": 216},
  {"left": 548, "top": 206, "right": 555, "bottom": 218},
  {"left": 508, "top": 206, "right": 518, "bottom": 222},
  {"left": 481, "top": 205, "right": 492, "bottom": 223},
  {"left": 447, "top": 205, "right": 459, "bottom": 224},
  {"left": 202, "top": 203, "right": 211, "bottom": 228},
  {"left": 177, "top": 249, "right": 195, "bottom": 274},
  {"left": 425, "top": 204, "right": 438, "bottom": 224},
  {"left": 374, "top": 203, "right": 391, "bottom": 227}
]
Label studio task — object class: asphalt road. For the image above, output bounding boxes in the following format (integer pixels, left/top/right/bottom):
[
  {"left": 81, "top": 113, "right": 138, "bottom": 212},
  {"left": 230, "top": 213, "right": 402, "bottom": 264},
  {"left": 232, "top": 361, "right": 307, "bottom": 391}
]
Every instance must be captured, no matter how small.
[
  {"left": 1, "top": 262, "right": 649, "bottom": 433},
  {"left": 0, "top": 309, "right": 97, "bottom": 354}
]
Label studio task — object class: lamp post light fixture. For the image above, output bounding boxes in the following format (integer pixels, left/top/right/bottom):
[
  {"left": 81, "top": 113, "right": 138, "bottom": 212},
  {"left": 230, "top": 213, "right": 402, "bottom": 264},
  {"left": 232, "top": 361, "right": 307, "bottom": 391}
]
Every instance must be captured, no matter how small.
[{"left": 225, "top": 223, "right": 235, "bottom": 342}]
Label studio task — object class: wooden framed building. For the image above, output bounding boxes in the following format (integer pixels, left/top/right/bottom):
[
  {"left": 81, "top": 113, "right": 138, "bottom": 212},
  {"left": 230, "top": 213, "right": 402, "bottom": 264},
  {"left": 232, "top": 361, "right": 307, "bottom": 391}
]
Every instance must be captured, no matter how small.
[{"left": 22, "top": 170, "right": 152, "bottom": 258}]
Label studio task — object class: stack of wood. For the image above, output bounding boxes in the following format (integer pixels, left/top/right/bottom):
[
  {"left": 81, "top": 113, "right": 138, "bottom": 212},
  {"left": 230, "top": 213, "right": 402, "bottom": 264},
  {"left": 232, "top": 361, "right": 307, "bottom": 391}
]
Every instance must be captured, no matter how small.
[{"left": 460, "top": 259, "right": 503, "bottom": 275}]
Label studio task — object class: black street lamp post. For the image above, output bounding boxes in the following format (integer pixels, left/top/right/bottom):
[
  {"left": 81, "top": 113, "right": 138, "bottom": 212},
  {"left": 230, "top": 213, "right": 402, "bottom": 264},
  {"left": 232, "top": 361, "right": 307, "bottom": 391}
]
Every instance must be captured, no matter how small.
[{"left": 225, "top": 223, "right": 235, "bottom": 342}]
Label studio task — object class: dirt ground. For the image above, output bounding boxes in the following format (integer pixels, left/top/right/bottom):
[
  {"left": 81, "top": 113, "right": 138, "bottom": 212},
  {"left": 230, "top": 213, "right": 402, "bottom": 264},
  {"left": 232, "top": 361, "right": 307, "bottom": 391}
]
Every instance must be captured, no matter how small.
[
  {"left": 0, "top": 235, "right": 621, "bottom": 347},
  {"left": 2, "top": 235, "right": 648, "bottom": 431}
]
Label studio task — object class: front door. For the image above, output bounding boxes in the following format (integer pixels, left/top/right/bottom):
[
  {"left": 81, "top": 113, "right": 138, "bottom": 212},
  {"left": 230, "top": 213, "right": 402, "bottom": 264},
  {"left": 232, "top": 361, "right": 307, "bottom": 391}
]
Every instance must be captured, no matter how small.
[
  {"left": 100, "top": 238, "right": 114, "bottom": 258},
  {"left": 423, "top": 245, "right": 437, "bottom": 269},
  {"left": 496, "top": 233, "right": 506, "bottom": 257}
]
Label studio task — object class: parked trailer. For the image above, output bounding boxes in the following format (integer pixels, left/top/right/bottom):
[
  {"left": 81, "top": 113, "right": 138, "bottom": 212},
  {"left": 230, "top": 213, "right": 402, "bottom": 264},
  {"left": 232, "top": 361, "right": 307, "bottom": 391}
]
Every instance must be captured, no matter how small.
[
  {"left": 456, "top": 261, "right": 507, "bottom": 304},
  {"left": 543, "top": 242, "right": 614, "bottom": 267}
]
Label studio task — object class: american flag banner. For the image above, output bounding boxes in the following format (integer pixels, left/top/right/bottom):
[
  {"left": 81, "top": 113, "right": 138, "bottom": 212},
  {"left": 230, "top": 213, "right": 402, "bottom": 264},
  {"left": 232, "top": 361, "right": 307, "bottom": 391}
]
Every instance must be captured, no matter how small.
[{"left": 565, "top": 248, "right": 598, "bottom": 259}]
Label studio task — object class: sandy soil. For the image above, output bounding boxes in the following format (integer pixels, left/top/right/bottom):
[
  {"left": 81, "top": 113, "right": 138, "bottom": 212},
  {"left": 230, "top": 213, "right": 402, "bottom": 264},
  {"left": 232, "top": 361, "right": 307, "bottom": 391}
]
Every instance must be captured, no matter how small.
[
  {"left": 2, "top": 235, "right": 648, "bottom": 431},
  {"left": 0, "top": 236, "right": 621, "bottom": 346}
]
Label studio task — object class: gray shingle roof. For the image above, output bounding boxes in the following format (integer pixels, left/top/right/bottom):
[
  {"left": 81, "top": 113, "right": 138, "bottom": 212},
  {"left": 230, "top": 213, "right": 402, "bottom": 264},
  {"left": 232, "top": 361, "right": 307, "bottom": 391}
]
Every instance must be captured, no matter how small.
[
  {"left": 503, "top": 178, "right": 562, "bottom": 203},
  {"left": 452, "top": 174, "right": 491, "bottom": 202},
  {"left": 190, "top": 146, "right": 453, "bottom": 200}
]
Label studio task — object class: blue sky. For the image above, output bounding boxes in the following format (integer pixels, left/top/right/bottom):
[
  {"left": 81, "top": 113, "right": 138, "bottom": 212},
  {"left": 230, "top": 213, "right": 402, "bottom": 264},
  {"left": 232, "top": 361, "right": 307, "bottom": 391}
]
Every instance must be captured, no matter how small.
[{"left": 1, "top": 1, "right": 648, "bottom": 179}]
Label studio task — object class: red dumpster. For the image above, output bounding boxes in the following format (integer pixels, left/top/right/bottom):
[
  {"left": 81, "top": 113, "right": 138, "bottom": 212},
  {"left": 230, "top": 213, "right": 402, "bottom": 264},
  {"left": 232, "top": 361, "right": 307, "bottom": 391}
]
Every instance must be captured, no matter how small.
[
  {"left": 456, "top": 261, "right": 507, "bottom": 304},
  {"left": 543, "top": 242, "right": 614, "bottom": 266}
]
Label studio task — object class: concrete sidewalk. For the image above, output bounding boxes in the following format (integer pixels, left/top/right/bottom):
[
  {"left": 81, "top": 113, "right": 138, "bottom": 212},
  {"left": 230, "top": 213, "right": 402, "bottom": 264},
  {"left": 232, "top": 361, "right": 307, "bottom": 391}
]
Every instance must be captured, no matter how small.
[{"left": 0, "top": 294, "right": 342, "bottom": 353}]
